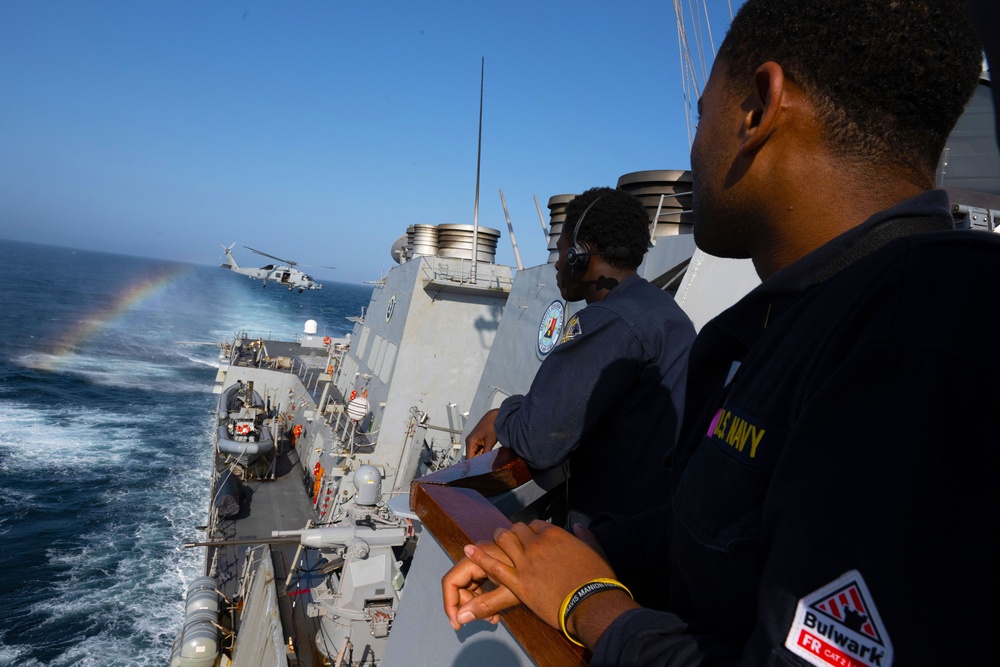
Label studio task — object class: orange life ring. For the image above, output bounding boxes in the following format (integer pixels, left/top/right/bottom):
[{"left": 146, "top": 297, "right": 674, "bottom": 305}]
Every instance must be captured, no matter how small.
[
  {"left": 236, "top": 423, "right": 251, "bottom": 435},
  {"left": 326, "top": 365, "right": 333, "bottom": 374},
  {"left": 323, "top": 336, "right": 332, "bottom": 345}
]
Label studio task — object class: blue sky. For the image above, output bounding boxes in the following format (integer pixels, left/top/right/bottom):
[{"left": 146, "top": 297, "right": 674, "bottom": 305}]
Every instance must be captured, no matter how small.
[{"left": 0, "top": 1, "right": 740, "bottom": 283}]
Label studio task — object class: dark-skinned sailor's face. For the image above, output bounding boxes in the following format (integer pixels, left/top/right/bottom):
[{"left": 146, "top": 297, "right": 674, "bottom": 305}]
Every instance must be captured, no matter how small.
[
  {"left": 690, "top": 60, "right": 754, "bottom": 259},
  {"left": 555, "top": 230, "right": 586, "bottom": 302}
]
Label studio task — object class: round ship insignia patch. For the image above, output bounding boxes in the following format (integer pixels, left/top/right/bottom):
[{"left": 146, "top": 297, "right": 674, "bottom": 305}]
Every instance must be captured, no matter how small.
[
  {"left": 385, "top": 294, "right": 396, "bottom": 323},
  {"left": 537, "top": 300, "right": 565, "bottom": 358}
]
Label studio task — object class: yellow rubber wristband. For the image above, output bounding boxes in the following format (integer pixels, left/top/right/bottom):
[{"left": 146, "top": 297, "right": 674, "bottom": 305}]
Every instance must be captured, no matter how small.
[{"left": 558, "top": 578, "right": 634, "bottom": 647}]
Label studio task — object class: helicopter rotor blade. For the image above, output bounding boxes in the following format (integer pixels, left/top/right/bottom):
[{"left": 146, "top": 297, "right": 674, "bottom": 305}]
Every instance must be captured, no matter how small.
[{"left": 244, "top": 246, "right": 297, "bottom": 266}]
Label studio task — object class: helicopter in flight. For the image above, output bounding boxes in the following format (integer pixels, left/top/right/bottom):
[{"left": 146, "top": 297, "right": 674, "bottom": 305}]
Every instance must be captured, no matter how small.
[{"left": 220, "top": 244, "right": 331, "bottom": 292}]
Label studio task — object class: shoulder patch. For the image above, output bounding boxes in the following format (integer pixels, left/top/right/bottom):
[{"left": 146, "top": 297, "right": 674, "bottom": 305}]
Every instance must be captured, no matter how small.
[
  {"left": 562, "top": 313, "right": 583, "bottom": 342},
  {"left": 784, "top": 570, "right": 893, "bottom": 667},
  {"left": 537, "top": 300, "right": 565, "bottom": 357}
]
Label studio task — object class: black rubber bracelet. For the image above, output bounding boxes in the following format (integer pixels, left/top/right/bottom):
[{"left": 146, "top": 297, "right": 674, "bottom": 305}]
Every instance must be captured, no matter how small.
[{"left": 559, "top": 578, "right": 633, "bottom": 646}]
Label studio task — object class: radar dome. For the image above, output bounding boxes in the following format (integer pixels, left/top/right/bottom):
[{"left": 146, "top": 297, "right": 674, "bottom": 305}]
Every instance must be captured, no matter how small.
[
  {"left": 304, "top": 319, "right": 318, "bottom": 335},
  {"left": 353, "top": 465, "right": 382, "bottom": 506}
]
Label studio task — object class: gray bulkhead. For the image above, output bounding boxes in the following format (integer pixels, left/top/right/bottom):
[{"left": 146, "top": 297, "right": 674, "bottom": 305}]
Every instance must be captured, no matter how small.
[
  {"left": 335, "top": 255, "right": 513, "bottom": 493},
  {"left": 462, "top": 262, "right": 578, "bottom": 435}
]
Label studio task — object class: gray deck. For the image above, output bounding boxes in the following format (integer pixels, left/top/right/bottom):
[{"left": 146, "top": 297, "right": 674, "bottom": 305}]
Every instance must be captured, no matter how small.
[
  {"left": 208, "top": 437, "right": 325, "bottom": 666},
  {"left": 207, "top": 338, "right": 346, "bottom": 666}
]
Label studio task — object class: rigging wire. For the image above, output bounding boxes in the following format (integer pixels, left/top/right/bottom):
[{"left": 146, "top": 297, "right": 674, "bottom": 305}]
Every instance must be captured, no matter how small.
[
  {"left": 687, "top": 0, "right": 709, "bottom": 84},
  {"left": 675, "top": 14, "right": 694, "bottom": 148},
  {"left": 673, "top": 0, "right": 700, "bottom": 148},
  {"left": 672, "top": 0, "right": 734, "bottom": 149},
  {"left": 700, "top": 0, "right": 717, "bottom": 69}
]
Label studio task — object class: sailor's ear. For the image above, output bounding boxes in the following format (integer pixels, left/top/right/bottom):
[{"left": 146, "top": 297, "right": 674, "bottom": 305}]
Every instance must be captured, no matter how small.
[{"left": 740, "top": 61, "right": 785, "bottom": 154}]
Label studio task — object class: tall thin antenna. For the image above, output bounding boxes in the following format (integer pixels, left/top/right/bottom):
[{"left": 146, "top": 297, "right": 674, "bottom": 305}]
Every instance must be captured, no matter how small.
[{"left": 471, "top": 57, "right": 484, "bottom": 283}]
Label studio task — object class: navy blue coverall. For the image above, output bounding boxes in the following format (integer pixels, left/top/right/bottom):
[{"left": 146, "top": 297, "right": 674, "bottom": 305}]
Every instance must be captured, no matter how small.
[
  {"left": 494, "top": 274, "right": 695, "bottom": 520},
  {"left": 589, "top": 191, "right": 1000, "bottom": 666}
]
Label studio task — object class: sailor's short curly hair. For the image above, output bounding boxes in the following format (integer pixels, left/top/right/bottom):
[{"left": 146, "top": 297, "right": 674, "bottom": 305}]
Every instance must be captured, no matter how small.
[
  {"left": 562, "top": 187, "right": 650, "bottom": 270},
  {"left": 716, "top": 0, "right": 982, "bottom": 178}
]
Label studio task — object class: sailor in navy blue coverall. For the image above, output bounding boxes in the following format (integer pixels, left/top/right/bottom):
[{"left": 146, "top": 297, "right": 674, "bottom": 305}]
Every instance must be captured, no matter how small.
[
  {"left": 443, "top": 2, "right": 997, "bottom": 664},
  {"left": 587, "top": 190, "right": 1000, "bottom": 665},
  {"left": 465, "top": 187, "right": 695, "bottom": 522}
]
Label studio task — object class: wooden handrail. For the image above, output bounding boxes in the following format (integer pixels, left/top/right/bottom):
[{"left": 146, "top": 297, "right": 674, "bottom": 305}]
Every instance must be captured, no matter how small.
[
  {"left": 412, "top": 446, "right": 535, "bottom": 494},
  {"left": 411, "top": 450, "right": 589, "bottom": 666}
]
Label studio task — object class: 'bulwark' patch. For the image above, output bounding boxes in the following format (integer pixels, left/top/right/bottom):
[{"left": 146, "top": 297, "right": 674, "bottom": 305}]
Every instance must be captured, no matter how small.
[{"left": 784, "top": 570, "right": 893, "bottom": 667}]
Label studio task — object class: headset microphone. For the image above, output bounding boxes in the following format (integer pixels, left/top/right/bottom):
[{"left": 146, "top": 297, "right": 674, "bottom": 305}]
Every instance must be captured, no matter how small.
[{"left": 565, "top": 196, "right": 630, "bottom": 268}]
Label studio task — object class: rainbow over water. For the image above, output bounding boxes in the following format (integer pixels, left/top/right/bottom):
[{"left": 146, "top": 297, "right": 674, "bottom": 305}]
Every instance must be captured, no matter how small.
[{"left": 32, "top": 264, "right": 193, "bottom": 372}]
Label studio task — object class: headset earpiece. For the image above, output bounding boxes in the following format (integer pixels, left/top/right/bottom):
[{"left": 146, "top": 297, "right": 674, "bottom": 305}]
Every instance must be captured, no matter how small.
[{"left": 565, "top": 241, "right": 590, "bottom": 268}]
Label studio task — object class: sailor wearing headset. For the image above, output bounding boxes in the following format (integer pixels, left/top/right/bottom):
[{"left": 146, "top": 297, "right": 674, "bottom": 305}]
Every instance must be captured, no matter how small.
[{"left": 464, "top": 186, "right": 695, "bottom": 524}]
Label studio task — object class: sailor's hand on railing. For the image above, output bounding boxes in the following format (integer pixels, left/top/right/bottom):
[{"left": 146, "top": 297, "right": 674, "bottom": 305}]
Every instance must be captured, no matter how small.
[
  {"left": 449, "top": 520, "right": 641, "bottom": 647},
  {"left": 442, "top": 539, "right": 519, "bottom": 629},
  {"left": 464, "top": 408, "right": 500, "bottom": 458},
  {"left": 464, "top": 520, "right": 615, "bottom": 629}
]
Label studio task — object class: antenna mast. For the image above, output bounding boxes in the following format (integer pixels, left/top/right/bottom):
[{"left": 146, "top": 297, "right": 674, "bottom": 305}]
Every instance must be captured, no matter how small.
[{"left": 471, "top": 57, "right": 484, "bottom": 283}]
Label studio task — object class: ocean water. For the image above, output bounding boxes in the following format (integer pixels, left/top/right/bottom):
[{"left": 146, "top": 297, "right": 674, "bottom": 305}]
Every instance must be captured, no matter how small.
[{"left": 0, "top": 240, "right": 372, "bottom": 666}]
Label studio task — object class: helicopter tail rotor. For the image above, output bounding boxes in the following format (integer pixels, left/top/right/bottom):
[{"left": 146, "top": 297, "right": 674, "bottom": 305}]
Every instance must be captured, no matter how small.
[{"left": 220, "top": 243, "right": 238, "bottom": 269}]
